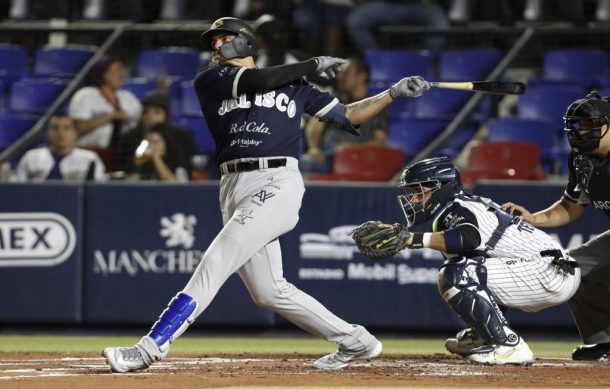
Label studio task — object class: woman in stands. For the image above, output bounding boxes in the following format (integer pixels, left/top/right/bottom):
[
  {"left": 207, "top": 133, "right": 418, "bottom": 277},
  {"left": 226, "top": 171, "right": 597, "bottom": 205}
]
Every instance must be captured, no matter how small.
[{"left": 68, "top": 55, "right": 142, "bottom": 169}]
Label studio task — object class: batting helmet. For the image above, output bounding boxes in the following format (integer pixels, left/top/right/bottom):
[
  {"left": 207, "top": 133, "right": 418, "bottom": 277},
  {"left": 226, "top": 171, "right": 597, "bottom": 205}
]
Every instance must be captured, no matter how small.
[
  {"left": 200, "top": 17, "right": 258, "bottom": 60},
  {"left": 564, "top": 91, "right": 610, "bottom": 154},
  {"left": 397, "top": 156, "right": 462, "bottom": 227}
]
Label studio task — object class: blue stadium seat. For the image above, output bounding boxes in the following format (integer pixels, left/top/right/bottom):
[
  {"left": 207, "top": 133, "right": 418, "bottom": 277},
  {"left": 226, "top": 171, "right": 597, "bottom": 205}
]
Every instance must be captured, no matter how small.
[
  {"left": 388, "top": 118, "right": 446, "bottom": 160},
  {"left": 0, "top": 45, "right": 29, "bottom": 80},
  {"left": 488, "top": 117, "right": 559, "bottom": 173},
  {"left": 414, "top": 88, "right": 490, "bottom": 121},
  {"left": 9, "top": 79, "right": 68, "bottom": 113},
  {"left": 175, "top": 116, "right": 214, "bottom": 152},
  {"left": 517, "top": 85, "right": 583, "bottom": 129},
  {"left": 439, "top": 49, "right": 503, "bottom": 81},
  {"left": 122, "top": 77, "right": 157, "bottom": 101},
  {"left": 180, "top": 81, "right": 202, "bottom": 116},
  {"left": 365, "top": 50, "right": 431, "bottom": 83},
  {"left": 34, "top": 45, "right": 96, "bottom": 77},
  {"left": 543, "top": 50, "right": 609, "bottom": 88},
  {"left": 138, "top": 48, "right": 201, "bottom": 80},
  {"left": 434, "top": 121, "right": 478, "bottom": 160},
  {"left": 0, "top": 112, "right": 39, "bottom": 149}
]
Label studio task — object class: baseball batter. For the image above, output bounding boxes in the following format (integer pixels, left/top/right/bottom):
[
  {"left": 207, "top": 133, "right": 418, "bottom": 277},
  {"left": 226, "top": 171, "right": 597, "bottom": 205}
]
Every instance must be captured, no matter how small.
[
  {"left": 103, "top": 17, "right": 430, "bottom": 372},
  {"left": 392, "top": 157, "right": 580, "bottom": 364},
  {"left": 503, "top": 92, "right": 610, "bottom": 361}
]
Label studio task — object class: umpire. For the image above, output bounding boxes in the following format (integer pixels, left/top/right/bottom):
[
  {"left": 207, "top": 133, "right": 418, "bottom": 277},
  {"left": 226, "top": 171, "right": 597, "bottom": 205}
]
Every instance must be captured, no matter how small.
[{"left": 503, "top": 91, "right": 610, "bottom": 361}]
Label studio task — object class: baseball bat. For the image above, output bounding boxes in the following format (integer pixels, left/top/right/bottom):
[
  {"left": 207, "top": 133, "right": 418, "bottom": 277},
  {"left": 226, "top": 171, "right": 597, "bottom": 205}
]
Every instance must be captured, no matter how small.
[{"left": 429, "top": 81, "right": 526, "bottom": 95}]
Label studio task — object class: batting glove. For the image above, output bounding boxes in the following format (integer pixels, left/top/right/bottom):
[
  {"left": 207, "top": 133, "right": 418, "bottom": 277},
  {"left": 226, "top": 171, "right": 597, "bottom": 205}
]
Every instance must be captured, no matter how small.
[
  {"left": 389, "top": 76, "right": 430, "bottom": 99},
  {"left": 313, "top": 56, "right": 347, "bottom": 79}
]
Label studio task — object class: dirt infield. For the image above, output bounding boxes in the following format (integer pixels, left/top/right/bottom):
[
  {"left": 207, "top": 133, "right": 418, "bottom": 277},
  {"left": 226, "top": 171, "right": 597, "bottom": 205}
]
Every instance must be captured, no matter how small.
[{"left": 0, "top": 352, "right": 609, "bottom": 388}]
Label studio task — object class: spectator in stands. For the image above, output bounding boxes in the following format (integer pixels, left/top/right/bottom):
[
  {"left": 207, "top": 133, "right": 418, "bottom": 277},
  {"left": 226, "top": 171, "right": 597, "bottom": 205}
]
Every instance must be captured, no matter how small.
[
  {"left": 292, "top": 0, "right": 353, "bottom": 57},
  {"left": 14, "top": 114, "right": 105, "bottom": 182},
  {"left": 116, "top": 90, "right": 197, "bottom": 176},
  {"left": 68, "top": 55, "right": 142, "bottom": 155},
  {"left": 125, "top": 124, "right": 189, "bottom": 182},
  {"left": 347, "top": 0, "right": 449, "bottom": 56},
  {"left": 300, "top": 55, "right": 389, "bottom": 173},
  {"left": 253, "top": 14, "right": 302, "bottom": 68}
]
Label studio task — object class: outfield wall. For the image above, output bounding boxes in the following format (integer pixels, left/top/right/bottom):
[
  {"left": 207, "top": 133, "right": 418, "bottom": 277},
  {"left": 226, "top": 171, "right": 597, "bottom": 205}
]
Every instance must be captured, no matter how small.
[{"left": 0, "top": 181, "right": 605, "bottom": 330}]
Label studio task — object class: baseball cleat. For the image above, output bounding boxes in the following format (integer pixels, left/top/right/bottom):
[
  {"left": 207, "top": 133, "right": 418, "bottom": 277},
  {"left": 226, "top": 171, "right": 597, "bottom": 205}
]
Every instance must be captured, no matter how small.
[
  {"left": 468, "top": 338, "right": 534, "bottom": 365},
  {"left": 313, "top": 339, "right": 383, "bottom": 370},
  {"left": 572, "top": 342, "right": 610, "bottom": 361},
  {"left": 103, "top": 346, "right": 150, "bottom": 373},
  {"left": 445, "top": 328, "right": 486, "bottom": 357}
]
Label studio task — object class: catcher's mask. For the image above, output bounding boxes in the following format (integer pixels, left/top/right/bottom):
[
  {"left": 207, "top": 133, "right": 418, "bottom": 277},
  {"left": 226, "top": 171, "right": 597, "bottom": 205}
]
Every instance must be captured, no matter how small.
[
  {"left": 397, "top": 156, "right": 462, "bottom": 227},
  {"left": 564, "top": 91, "right": 610, "bottom": 155},
  {"left": 200, "top": 17, "right": 258, "bottom": 60}
]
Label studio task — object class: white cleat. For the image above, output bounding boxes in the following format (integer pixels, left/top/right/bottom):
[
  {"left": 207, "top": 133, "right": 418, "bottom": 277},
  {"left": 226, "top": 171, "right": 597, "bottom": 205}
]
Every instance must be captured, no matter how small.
[
  {"left": 103, "top": 346, "right": 151, "bottom": 373},
  {"left": 445, "top": 328, "right": 486, "bottom": 357},
  {"left": 468, "top": 338, "right": 534, "bottom": 365},
  {"left": 314, "top": 340, "right": 383, "bottom": 370}
]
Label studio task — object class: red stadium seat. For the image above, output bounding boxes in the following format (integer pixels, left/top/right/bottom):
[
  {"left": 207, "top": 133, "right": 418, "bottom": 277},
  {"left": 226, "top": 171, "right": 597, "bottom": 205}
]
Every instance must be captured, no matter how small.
[
  {"left": 308, "top": 146, "right": 404, "bottom": 182},
  {"left": 461, "top": 141, "right": 547, "bottom": 186}
]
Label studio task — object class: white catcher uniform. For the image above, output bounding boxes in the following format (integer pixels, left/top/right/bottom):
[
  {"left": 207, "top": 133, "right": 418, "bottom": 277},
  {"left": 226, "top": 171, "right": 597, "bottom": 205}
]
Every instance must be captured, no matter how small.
[{"left": 440, "top": 196, "right": 581, "bottom": 313}]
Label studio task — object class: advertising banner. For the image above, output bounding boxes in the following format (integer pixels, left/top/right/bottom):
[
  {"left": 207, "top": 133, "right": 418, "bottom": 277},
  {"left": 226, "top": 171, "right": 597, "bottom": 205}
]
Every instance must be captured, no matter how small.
[
  {"left": 83, "top": 183, "right": 275, "bottom": 326},
  {"left": 0, "top": 183, "right": 82, "bottom": 322}
]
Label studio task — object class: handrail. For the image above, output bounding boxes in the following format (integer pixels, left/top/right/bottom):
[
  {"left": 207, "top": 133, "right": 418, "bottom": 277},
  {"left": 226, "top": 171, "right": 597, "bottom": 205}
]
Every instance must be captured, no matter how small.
[
  {"left": 0, "top": 25, "right": 128, "bottom": 164},
  {"left": 407, "top": 27, "right": 536, "bottom": 166}
]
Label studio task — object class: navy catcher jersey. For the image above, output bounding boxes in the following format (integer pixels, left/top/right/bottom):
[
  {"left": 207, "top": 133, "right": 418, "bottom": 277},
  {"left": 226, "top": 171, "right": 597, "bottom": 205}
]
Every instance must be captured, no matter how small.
[
  {"left": 564, "top": 152, "right": 610, "bottom": 218},
  {"left": 194, "top": 65, "right": 356, "bottom": 163}
]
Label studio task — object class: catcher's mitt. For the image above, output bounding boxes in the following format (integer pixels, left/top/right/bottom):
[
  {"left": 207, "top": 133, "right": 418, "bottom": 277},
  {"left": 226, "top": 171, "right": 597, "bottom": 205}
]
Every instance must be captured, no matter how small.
[{"left": 349, "top": 221, "right": 410, "bottom": 260}]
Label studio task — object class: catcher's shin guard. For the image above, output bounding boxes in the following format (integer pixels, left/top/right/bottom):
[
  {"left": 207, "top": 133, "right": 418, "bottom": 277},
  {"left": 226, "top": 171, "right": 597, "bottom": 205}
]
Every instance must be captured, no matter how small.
[
  {"left": 148, "top": 292, "right": 198, "bottom": 352},
  {"left": 438, "top": 259, "right": 519, "bottom": 347}
]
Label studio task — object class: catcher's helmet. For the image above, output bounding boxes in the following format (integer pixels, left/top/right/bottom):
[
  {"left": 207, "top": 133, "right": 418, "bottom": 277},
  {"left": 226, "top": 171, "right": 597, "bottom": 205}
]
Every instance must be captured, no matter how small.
[
  {"left": 397, "top": 156, "right": 462, "bottom": 227},
  {"left": 564, "top": 91, "right": 610, "bottom": 154},
  {"left": 200, "top": 17, "right": 258, "bottom": 60}
]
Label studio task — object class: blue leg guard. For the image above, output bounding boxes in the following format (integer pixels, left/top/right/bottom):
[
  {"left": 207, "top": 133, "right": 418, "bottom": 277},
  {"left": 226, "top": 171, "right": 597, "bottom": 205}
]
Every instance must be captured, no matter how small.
[
  {"left": 438, "top": 258, "right": 519, "bottom": 347},
  {"left": 148, "top": 292, "right": 198, "bottom": 351}
]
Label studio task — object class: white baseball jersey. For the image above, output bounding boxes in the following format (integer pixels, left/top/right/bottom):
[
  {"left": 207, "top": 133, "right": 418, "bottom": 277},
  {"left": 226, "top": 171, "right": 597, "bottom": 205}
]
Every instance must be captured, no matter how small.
[
  {"left": 14, "top": 147, "right": 106, "bottom": 182},
  {"left": 435, "top": 195, "right": 581, "bottom": 312},
  {"left": 69, "top": 86, "right": 142, "bottom": 148}
]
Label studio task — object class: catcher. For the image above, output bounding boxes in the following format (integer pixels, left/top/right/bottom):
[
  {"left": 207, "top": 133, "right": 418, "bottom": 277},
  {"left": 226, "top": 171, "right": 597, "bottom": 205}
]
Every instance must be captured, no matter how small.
[{"left": 351, "top": 156, "right": 580, "bottom": 365}]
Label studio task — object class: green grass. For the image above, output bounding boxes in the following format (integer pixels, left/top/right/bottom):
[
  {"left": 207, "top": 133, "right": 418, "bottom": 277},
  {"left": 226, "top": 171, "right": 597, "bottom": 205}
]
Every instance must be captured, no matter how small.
[{"left": 0, "top": 335, "right": 577, "bottom": 358}]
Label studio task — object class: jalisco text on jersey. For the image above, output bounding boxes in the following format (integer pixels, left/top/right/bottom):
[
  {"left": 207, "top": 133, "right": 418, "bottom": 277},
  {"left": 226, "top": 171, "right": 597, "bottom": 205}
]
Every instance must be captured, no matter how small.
[{"left": 218, "top": 91, "right": 297, "bottom": 118}]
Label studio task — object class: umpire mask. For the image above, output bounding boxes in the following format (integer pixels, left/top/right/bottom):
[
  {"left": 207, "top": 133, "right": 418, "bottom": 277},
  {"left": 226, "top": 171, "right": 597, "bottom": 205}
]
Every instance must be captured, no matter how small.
[
  {"left": 397, "top": 157, "right": 462, "bottom": 227},
  {"left": 564, "top": 92, "right": 610, "bottom": 155}
]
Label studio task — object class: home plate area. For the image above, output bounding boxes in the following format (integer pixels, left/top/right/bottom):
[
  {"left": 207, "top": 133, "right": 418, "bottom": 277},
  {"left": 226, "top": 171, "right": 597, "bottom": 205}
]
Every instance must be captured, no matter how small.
[{"left": 0, "top": 353, "right": 609, "bottom": 388}]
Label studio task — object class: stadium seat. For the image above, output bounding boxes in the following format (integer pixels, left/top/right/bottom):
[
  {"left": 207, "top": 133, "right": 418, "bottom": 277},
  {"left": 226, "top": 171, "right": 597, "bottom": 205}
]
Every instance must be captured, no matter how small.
[
  {"left": 439, "top": 49, "right": 503, "bottom": 81},
  {"left": 174, "top": 116, "right": 214, "bottom": 152},
  {"left": 543, "top": 50, "right": 609, "bottom": 89},
  {"left": 434, "top": 121, "right": 478, "bottom": 160},
  {"left": 388, "top": 118, "right": 446, "bottom": 160},
  {"left": 121, "top": 77, "right": 157, "bottom": 101},
  {"left": 414, "top": 88, "right": 490, "bottom": 121},
  {"left": 0, "top": 45, "right": 29, "bottom": 80},
  {"left": 33, "top": 45, "right": 96, "bottom": 77},
  {"left": 308, "top": 146, "right": 404, "bottom": 182},
  {"left": 0, "top": 112, "right": 39, "bottom": 149},
  {"left": 9, "top": 79, "right": 68, "bottom": 113},
  {"left": 517, "top": 85, "right": 583, "bottom": 129},
  {"left": 461, "top": 141, "right": 546, "bottom": 186},
  {"left": 138, "top": 48, "right": 201, "bottom": 80},
  {"left": 180, "top": 81, "right": 203, "bottom": 116},
  {"left": 365, "top": 50, "right": 431, "bottom": 83},
  {"left": 488, "top": 118, "right": 559, "bottom": 173}
]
